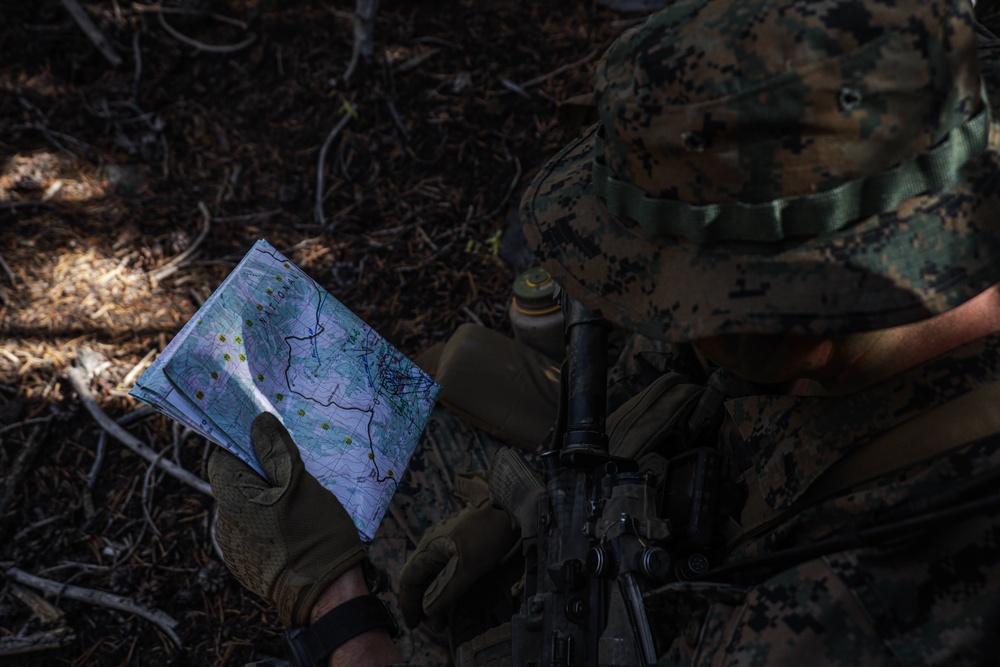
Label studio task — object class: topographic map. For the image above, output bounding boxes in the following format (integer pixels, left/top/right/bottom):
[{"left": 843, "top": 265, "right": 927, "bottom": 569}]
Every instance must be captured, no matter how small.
[{"left": 130, "top": 240, "right": 440, "bottom": 541}]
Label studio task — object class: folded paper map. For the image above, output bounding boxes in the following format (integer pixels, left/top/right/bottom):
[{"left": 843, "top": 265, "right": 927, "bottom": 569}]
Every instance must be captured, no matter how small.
[{"left": 130, "top": 239, "right": 440, "bottom": 541}]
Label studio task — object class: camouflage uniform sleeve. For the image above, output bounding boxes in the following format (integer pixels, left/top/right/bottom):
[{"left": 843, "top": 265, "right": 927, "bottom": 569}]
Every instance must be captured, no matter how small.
[{"left": 649, "top": 432, "right": 1000, "bottom": 666}]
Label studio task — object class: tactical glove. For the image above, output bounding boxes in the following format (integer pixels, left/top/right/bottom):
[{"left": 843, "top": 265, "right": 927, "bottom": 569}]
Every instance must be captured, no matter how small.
[
  {"left": 398, "top": 491, "right": 518, "bottom": 631},
  {"left": 208, "top": 412, "right": 366, "bottom": 626}
]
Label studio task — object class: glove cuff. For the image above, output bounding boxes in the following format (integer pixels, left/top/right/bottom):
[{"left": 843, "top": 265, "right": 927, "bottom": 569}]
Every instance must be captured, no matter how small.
[{"left": 280, "top": 544, "right": 369, "bottom": 626}]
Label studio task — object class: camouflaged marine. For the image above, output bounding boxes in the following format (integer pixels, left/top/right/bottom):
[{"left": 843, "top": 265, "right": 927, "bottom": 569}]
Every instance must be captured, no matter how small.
[
  {"left": 212, "top": 0, "right": 1000, "bottom": 665},
  {"left": 512, "top": 0, "right": 1000, "bottom": 664}
]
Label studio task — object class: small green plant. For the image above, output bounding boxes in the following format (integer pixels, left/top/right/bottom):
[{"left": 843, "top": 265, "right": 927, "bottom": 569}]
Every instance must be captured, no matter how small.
[
  {"left": 465, "top": 228, "right": 503, "bottom": 265},
  {"left": 340, "top": 100, "right": 359, "bottom": 119}
]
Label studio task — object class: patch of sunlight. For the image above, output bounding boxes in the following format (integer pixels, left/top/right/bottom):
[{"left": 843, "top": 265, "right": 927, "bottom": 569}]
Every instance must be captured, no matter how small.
[
  {"left": 0, "top": 239, "right": 190, "bottom": 393},
  {"left": 0, "top": 150, "right": 109, "bottom": 204}
]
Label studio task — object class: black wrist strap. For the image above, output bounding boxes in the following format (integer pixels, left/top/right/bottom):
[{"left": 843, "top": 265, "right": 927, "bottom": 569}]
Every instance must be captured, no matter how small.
[{"left": 283, "top": 594, "right": 399, "bottom": 667}]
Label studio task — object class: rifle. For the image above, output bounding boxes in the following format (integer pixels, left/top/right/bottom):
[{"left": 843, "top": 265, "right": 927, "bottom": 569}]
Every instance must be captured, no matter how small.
[{"left": 483, "top": 295, "right": 721, "bottom": 666}]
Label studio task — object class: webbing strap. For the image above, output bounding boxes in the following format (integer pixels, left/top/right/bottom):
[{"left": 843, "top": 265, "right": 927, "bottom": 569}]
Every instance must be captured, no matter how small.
[
  {"left": 592, "top": 96, "right": 991, "bottom": 243},
  {"left": 735, "top": 379, "right": 1000, "bottom": 543}
]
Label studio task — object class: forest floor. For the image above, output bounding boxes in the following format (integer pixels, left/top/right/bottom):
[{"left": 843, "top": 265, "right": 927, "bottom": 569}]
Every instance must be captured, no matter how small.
[{"left": 0, "top": 1, "right": 636, "bottom": 664}]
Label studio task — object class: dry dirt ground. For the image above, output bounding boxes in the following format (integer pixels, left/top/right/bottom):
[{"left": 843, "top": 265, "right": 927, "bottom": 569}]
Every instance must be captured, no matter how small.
[{"left": 0, "top": 1, "right": 635, "bottom": 664}]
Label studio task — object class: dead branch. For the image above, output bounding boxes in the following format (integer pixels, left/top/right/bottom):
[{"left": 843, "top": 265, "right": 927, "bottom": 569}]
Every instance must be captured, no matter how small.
[
  {"left": 0, "top": 627, "right": 73, "bottom": 657},
  {"left": 132, "top": 4, "right": 249, "bottom": 29},
  {"left": 462, "top": 306, "right": 484, "bottom": 325},
  {"left": 0, "top": 420, "right": 49, "bottom": 518},
  {"left": 142, "top": 450, "right": 166, "bottom": 538},
  {"left": 518, "top": 48, "right": 600, "bottom": 89},
  {"left": 3, "top": 567, "right": 181, "bottom": 649},
  {"left": 343, "top": 0, "right": 380, "bottom": 85},
  {"left": 0, "top": 252, "right": 16, "bottom": 285},
  {"left": 491, "top": 48, "right": 601, "bottom": 98},
  {"left": 0, "top": 417, "right": 51, "bottom": 436},
  {"left": 66, "top": 365, "right": 213, "bottom": 497},
  {"left": 213, "top": 208, "right": 284, "bottom": 222},
  {"left": 59, "top": 0, "right": 122, "bottom": 67},
  {"left": 209, "top": 504, "right": 225, "bottom": 562},
  {"left": 120, "top": 349, "right": 157, "bottom": 391},
  {"left": 9, "top": 582, "right": 64, "bottom": 625},
  {"left": 155, "top": 11, "right": 256, "bottom": 54},
  {"left": 394, "top": 48, "right": 440, "bottom": 74},
  {"left": 500, "top": 79, "right": 530, "bottom": 98},
  {"left": 131, "top": 30, "right": 142, "bottom": 100},
  {"left": 469, "top": 156, "right": 522, "bottom": 226},
  {"left": 87, "top": 431, "right": 107, "bottom": 488},
  {"left": 315, "top": 113, "right": 353, "bottom": 228}
]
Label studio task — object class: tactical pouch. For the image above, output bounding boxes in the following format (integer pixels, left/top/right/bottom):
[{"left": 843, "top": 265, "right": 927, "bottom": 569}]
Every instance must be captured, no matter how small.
[
  {"left": 416, "top": 323, "right": 561, "bottom": 451},
  {"left": 455, "top": 621, "right": 513, "bottom": 667}
]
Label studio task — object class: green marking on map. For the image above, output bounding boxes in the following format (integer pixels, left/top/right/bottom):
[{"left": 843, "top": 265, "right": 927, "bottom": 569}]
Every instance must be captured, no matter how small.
[{"left": 129, "top": 240, "right": 440, "bottom": 542}]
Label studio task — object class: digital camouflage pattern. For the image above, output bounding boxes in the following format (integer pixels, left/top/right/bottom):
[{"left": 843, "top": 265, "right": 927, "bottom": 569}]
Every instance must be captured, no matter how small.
[
  {"left": 247, "top": 7, "right": 1000, "bottom": 665},
  {"left": 520, "top": 0, "right": 1000, "bottom": 342},
  {"left": 366, "top": 410, "right": 508, "bottom": 666},
  {"left": 238, "top": 413, "right": 511, "bottom": 667},
  {"left": 639, "top": 332, "right": 1000, "bottom": 665}
]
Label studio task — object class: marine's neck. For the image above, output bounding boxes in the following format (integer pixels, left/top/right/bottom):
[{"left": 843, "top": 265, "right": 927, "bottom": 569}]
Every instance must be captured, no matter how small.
[{"left": 796, "top": 284, "right": 1000, "bottom": 396}]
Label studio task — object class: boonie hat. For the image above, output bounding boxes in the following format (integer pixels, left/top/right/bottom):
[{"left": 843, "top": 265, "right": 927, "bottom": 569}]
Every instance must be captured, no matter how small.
[{"left": 520, "top": 0, "right": 1000, "bottom": 341}]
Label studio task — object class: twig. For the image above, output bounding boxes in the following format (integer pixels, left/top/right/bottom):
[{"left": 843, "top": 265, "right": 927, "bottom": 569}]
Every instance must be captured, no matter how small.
[
  {"left": 315, "top": 113, "right": 353, "bottom": 228},
  {"left": 142, "top": 451, "right": 165, "bottom": 538},
  {"left": 156, "top": 11, "right": 256, "bottom": 54},
  {"left": 213, "top": 208, "right": 283, "bottom": 222},
  {"left": 3, "top": 567, "right": 181, "bottom": 649},
  {"left": 0, "top": 252, "right": 16, "bottom": 285},
  {"left": 386, "top": 99, "right": 409, "bottom": 142},
  {"left": 416, "top": 225, "right": 438, "bottom": 251},
  {"left": 13, "top": 514, "right": 67, "bottom": 543},
  {"left": 0, "top": 422, "right": 49, "bottom": 518},
  {"left": 0, "top": 417, "right": 51, "bottom": 436},
  {"left": 0, "top": 200, "right": 54, "bottom": 211},
  {"left": 87, "top": 431, "right": 106, "bottom": 488},
  {"left": 66, "top": 366, "right": 213, "bottom": 497},
  {"left": 394, "top": 48, "right": 440, "bottom": 74},
  {"left": 209, "top": 504, "right": 225, "bottom": 562},
  {"left": 148, "top": 201, "right": 211, "bottom": 281},
  {"left": 470, "top": 156, "right": 522, "bottom": 225},
  {"left": 132, "top": 4, "right": 249, "bottom": 29},
  {"left": 131, "top": 30, "right": 142, "bottom": 101},
  {"left": 59, "top": 0, "right": 122, "bottom": 67},
  {"left": 115, "top": 408, "right": 156, "bottom": 428},
  {"left": 381, "top": 54, "right": 410, "bottom": 144},
  {"left": 518, "top": 48, "right": 600, "bottom": 89},
  {"left": 0, "top": 627, "right": 73, "bottom": 656},
  {"left": 500, "top": 79, "right": 530, "bottom": 98},
  {"left": 343, "top": 0, "right": 380, "bottom": 84},
  {"left": 462, "top": 306, "right": 484, "bottom": 326},
  {"left": 9, "top": 123, "right": 91, "bottom": 157},
  {"left": 9, "top": 582, "right": 64, "bottom": 624},
  {"left": 120, "top": 349, "right": 157, "bottom": 390}
]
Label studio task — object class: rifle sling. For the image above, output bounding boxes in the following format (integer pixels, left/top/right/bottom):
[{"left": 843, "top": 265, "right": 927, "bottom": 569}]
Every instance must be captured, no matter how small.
[{"left": 735, "top": 379, "right": 1000, "bottom": 541}]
